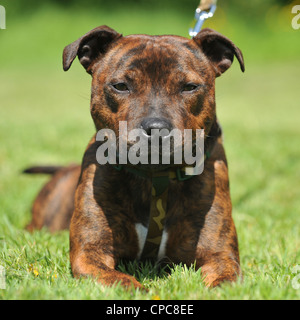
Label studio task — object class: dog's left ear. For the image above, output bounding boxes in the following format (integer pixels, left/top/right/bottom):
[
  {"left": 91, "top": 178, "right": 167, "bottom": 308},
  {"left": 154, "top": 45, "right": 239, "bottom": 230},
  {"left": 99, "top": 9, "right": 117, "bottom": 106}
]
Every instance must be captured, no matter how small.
[{"left": 193, "top": 28, "right": 245, "bottom": 77}]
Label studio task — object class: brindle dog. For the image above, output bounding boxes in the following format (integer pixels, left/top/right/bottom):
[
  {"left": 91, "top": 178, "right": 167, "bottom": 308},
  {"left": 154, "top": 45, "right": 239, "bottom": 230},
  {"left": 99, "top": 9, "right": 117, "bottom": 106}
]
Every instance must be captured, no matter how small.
[{"left": 26, "top": 25, "right": 244, "bottom": 289}]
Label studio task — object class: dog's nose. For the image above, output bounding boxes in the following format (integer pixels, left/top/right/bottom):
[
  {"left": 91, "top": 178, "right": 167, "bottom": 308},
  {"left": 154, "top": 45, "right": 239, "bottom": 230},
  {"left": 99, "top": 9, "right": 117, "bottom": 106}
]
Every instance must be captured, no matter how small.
[{"left": 140, "top": 117, "right": 172, "bottom": 137}]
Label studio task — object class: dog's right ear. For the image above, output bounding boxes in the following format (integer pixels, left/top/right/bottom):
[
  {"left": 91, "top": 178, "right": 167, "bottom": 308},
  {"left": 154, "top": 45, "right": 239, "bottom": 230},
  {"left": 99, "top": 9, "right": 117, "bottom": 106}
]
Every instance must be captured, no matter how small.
[{"left": 63, "top": 25, "right": 122, "bottom": 73}]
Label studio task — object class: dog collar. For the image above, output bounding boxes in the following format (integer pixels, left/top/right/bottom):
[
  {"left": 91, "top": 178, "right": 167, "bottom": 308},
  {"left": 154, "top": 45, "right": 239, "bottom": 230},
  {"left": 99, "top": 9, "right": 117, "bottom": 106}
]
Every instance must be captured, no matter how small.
[{"left": 112, "top": 151, "right": 211, "bottom": 261}]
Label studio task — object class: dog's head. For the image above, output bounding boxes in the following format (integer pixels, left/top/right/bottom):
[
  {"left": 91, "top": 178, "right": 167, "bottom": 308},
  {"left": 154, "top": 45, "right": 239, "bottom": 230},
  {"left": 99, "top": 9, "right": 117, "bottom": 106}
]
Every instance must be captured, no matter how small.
[{"left": 63, "top": 26, "right": 244, "bottom": 168}]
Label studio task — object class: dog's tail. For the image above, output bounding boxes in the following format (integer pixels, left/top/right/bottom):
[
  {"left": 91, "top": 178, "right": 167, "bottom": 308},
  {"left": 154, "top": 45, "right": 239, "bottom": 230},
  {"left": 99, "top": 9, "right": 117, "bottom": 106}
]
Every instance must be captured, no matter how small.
[{"left": 23, "top": 166, "right": 64, "bottom": 175}]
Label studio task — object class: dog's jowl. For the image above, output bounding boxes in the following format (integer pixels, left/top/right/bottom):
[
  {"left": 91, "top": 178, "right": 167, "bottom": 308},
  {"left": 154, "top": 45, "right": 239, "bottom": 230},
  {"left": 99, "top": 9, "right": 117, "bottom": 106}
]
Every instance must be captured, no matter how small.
[{"left": 42, "top": 25, "right": 245, "bottom": 289}]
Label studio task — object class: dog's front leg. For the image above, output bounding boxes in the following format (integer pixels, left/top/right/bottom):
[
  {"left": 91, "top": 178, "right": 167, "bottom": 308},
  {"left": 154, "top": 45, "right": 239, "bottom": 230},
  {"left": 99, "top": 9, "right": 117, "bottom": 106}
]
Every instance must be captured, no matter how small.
[
  {"left": 70, "top": 248, "right": 142, "bottom": 289},
  {"left": 70, "top": 221, "right": 143, "bottom": 290}
]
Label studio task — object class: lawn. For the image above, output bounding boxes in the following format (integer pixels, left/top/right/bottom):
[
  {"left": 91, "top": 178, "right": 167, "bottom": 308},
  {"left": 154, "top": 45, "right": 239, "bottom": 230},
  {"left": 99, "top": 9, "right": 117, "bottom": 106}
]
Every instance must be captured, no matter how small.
[{"left": 0, "top": 3, "right": 300, "bottom": 300}]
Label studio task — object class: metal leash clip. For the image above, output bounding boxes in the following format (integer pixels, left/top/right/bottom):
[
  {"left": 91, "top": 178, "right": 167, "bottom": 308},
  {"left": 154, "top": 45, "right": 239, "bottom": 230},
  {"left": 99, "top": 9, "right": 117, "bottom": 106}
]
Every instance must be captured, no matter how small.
[{"left": 189, "top": 0, "right": 217, "bottom": 37}]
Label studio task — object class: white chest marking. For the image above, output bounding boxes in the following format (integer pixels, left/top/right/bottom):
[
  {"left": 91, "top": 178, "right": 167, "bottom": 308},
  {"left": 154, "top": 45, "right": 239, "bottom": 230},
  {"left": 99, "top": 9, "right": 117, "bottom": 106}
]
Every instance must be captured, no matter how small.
[
  {"left": 157, "top": 230, "right": 168, "bottom": 262},
  {"left": 135, "top": 223, "right": 148, "bottom": 260},
  {"left": 135, "top": 223, "right": 168, "bottom": 261}
]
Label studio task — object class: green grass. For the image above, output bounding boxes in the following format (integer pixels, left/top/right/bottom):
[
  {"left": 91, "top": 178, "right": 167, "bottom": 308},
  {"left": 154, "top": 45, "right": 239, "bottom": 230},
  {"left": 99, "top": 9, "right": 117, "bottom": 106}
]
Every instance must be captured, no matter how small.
[{"left": 1, "top": 4, "right": 300, "bottom": 300}]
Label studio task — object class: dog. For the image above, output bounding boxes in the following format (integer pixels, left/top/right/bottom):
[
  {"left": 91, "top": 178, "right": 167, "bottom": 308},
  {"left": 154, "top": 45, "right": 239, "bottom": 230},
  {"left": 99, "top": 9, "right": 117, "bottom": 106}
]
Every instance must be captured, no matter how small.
[{"left": 26, "top": 25, "right": 244, "bottom": 289}]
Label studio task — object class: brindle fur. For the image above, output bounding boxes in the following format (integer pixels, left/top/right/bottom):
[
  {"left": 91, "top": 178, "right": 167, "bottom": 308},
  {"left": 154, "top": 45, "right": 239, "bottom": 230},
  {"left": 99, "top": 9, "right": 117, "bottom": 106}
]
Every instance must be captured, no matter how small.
[
  {"left": 25, "top": 164, "right": 80, "bottom": 232},
  {"left": 27, "top": 26, "right": 244, "bottom": 289}
]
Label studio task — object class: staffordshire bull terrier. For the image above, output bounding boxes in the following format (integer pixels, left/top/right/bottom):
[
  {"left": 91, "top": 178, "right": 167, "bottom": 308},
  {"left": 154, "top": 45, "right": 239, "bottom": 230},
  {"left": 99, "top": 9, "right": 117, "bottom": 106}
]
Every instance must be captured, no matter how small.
[{"left": 27, "top": 25, "right": 245, "bottom": 289}]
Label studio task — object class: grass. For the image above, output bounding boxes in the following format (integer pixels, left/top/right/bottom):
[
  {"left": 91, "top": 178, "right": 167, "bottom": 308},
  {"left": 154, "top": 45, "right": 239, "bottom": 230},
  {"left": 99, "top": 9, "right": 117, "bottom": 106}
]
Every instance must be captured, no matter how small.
[{"left": 0, "top": 3, "right": 300, "bottom": 300}]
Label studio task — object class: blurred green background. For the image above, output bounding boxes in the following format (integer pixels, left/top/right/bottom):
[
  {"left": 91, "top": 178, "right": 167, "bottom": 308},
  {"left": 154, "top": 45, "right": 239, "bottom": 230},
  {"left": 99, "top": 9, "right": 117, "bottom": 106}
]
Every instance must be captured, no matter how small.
[
  {"left": 0, "top": 0, "right": 300, "bottom": 299},
  {"left": 1, "top": 0, "right": 299, "bottom": 67}
]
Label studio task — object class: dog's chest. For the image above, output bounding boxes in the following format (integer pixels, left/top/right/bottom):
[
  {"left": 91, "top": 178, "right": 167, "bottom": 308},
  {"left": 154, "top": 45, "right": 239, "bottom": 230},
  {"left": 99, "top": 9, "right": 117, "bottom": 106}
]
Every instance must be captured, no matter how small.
[{"left": 135, "top": 223, "right": 168, "bottom": 261}]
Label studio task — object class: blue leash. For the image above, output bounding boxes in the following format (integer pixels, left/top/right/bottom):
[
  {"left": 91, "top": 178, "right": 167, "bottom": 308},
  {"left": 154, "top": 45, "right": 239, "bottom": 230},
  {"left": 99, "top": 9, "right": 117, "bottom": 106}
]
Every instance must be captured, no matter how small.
[{"left": 189, "top": 0, "right": 217, "bottom": 37}]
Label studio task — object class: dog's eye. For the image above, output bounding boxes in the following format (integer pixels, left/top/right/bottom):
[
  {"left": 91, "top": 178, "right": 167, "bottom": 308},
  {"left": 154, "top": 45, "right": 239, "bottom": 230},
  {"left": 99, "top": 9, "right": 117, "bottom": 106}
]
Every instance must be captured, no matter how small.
[
  {"left": 182, "top": 84, "right": 199, "bottom": 92},
  {"left": 112, "top": 83, "right": 129, "bottom": 92}
]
